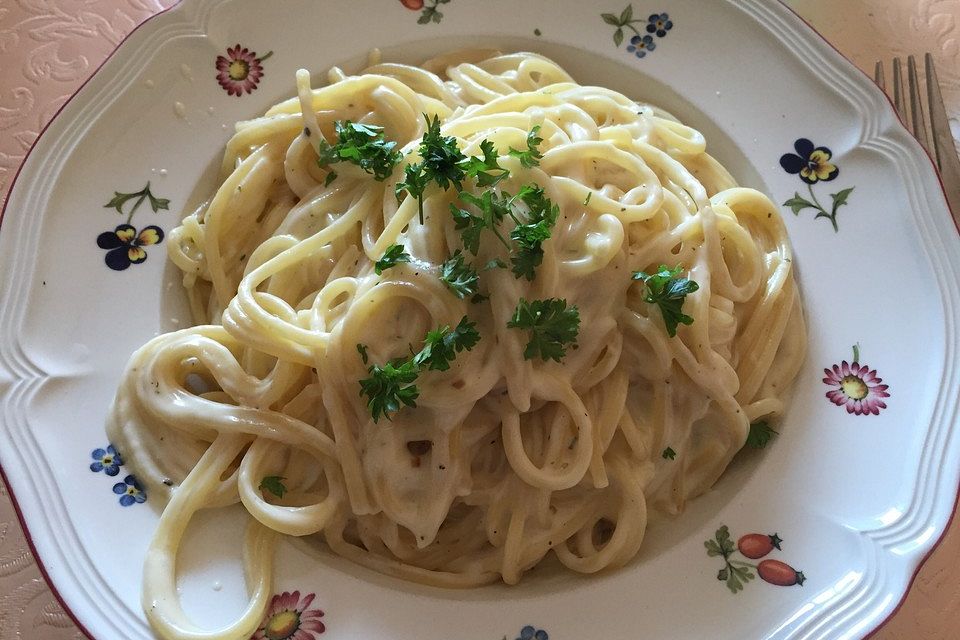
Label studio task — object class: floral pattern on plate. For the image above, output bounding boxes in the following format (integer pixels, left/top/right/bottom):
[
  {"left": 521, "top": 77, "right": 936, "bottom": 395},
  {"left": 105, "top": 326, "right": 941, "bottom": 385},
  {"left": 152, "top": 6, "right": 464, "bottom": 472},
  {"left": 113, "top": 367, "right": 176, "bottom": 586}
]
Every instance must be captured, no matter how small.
[
  {"left": 780, "top": 138, "right": 855, "bottom": 232},
  {"left": 399, "top": 0, "right": 452, "bottom": 24},
  {"left": 823, "top": 345, "right": 890, "bottom": 415},
  {"left": 216, "top": 44, "right": 273, "bottom": 96},
  {"left": 252, "top": 591, "right": 325, "bottom": 640},
  {"left": 602, "top": 5, "right": 674, "bottom": 58},
  {"left": 705, "top": 525, "right": 806, "bottom": 593},
  {"left": 89, "top": 444, "right": 146, "bottom": 506},
  {"left": 96, "top": 182, "right": 169, "bottom": 271}
]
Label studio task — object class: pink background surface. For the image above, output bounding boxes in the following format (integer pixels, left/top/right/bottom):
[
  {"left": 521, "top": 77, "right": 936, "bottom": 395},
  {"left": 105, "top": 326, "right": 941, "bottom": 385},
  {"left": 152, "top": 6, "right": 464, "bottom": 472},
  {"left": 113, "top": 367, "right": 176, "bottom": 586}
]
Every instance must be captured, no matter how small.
[{"left": 0, "top": 1, "right": 958, "bottom": 638}]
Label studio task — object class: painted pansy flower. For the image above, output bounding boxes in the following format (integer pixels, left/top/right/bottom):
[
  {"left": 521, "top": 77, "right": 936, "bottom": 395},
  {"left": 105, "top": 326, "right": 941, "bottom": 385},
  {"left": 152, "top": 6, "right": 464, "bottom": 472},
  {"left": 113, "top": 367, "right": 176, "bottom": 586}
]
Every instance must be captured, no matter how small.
[
  {"left": 252, "top": 591, "right": 325, "bottom": 640},
  {"left": 779, "top": 138, "right": 839, "bottom": 184},
  {"left": 627, "top": 35, "right": 656, "bottom": 58},
  {"left": 112, "top": 474, "right": 147, "bottom": 506},
  {"left": 516, "top": 627, "right": 548, "bottom": 640},
  {"left": 646, "top": 12, "right": 673, "bottom": 37},
  {"left": 90, "top": 445, "right": 123, "bottom": 476},
  {"left": 823, "top": 360, "right": 890, "bottom": 415},
  {"left": 96, "top": 224, "right": 164, "bottom": 271},
  {"left": 216, "top": 45, "right": 273, "bottom": 97}
]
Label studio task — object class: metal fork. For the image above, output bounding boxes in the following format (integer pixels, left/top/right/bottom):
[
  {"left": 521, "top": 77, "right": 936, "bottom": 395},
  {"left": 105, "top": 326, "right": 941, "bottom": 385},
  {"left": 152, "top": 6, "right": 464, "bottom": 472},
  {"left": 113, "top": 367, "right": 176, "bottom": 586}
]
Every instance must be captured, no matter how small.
[{"left": 875, "top": 54, "right": 960, "bottom": 222}]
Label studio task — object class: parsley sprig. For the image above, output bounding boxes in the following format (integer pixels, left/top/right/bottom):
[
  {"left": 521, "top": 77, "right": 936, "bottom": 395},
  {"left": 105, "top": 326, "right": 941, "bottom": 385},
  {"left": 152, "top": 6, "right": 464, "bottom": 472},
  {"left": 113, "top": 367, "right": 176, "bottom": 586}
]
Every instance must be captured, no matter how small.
[
  {"left": 439, "top": 251, "right": 480, "bottom": 299},
  {"left": 413, "top": 316, "right": 481, "bottom": 372},
  {"left": 259, "top": 476, "right": 287, "bottom": 498},
  {"left": 374, "top": 244, "right": 412, "bottom": 275},
  {"left": 508, "top": 125, "right": 544, "bottom": 168},
  {"left": 396, "top": 115, "right": 467, "bottom": 224},
  {"left": 507, "top": 185, "right": 560, "bottom": 280},
  {"left": 451, "top": 190, "right": 512, "bottom": 254},
  {"left": 632, "top": 264, "right": 700, "bottom": 337},
  {"left": 358, "top": 316, "right": 480, "bottom": 422},
  {"left": 746, "top": 421, "right": 778, "bottom": 449},
  {"left": 317, "top": 121, "right": 401, "bottom": 183},
  {"left": 507, "top": 298, "right": 580, "bottom": 362}
]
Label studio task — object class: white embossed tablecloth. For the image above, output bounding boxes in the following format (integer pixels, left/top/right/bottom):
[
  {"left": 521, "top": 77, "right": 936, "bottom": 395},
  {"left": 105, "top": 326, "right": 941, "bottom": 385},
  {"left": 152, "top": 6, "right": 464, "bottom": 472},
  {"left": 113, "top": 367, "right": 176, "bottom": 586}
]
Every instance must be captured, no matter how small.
[{"left": 0, "top": 1, "right": 958, "bottom": 638}]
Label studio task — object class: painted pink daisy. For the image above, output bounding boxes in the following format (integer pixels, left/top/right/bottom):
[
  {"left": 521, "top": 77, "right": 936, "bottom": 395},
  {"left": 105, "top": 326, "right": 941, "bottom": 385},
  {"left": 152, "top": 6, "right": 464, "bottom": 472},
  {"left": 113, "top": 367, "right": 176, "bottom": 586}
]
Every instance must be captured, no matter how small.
[
  {"left": 251, "top": 591, "right": 325, "bottom": 640},
  {"left": 823, "top": 347, "right": 889, "bottom": 415},
  {"left": 216, "top": 45, "right": 272, "bottom": 96}
]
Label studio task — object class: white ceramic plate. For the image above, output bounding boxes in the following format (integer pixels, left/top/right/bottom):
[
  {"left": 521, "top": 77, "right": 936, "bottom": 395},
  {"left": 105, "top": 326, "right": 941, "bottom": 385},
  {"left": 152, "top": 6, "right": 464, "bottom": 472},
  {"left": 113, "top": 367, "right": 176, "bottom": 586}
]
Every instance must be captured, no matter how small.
[{"left": 1, "top": 1, "right": 959, "bottom": 638}]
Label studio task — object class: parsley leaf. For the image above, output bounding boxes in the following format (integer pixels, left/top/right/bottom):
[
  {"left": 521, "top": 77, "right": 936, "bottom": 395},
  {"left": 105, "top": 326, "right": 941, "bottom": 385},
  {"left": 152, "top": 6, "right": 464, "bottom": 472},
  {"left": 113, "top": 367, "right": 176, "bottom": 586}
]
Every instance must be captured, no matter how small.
[
  {"left": 662, "top": 447, "right": 676, "bottom": 460},
  {"left": 359, "top": 358, "right": 421, "bottom": 423},
  {"left": 395, "top": 162, "right": 430, "bottom": 223},
  {"left": 413, "top": 316, "right": 481, "bottom": 372},
  {"left": 507, "top": 298, "right": 580, "bottom": 362},
  {"left": 317, "top": 121, "right": 401, "bottom": 181},
  {"left": 460, "top": 139, "right": 508, "bottom": 187},
  {"left": 396, "top": 114, "right": 468, "bottom": 224},
  {"left": 358, "top": 316, "right": 481, "bottom": 421},
  {"left": 356, "top": 343, "right": 369, "bottom": 364},
  {"left": 259, "top": 476, "right": 287, "bottom": 498},
  {"left": 419, "top": 114, "right": 467, "bottom": 191},
  {"left": 509, "top": 185, "right": 559, "bottom": 281},
  {"left": 508, "top": 125, "right": 544, "bottom": 168},
  {"left": 746, "top": 421, "right": 778, "bottom": 449},
  {"left": 632, "top": 264, "right": 700, "bottom": 337},
  {"left": 451, "top": 190, "right": 512, "bottom": 254},
  {"left": 374, "top": 244, "right": 412, "bottom": 275},
  {"left": 439, "top": 250, "right": 480, "bottom": 299}
]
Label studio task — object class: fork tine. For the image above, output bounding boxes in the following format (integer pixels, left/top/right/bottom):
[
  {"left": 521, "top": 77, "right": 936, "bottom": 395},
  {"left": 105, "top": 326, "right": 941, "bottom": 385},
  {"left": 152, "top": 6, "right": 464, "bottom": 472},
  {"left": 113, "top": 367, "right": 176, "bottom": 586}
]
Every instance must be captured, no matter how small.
[
  {"left": 925, "top": 53, "right": 957, "bottom": 171},
  {"left": 874, "top": 60, "right": 886, "bottom": 91},
  {"left": 892, "top": 58, "right": 908, "bottom": 123},
  {"left": 907, "top": 55, "right": 932, "bottom": 153}
]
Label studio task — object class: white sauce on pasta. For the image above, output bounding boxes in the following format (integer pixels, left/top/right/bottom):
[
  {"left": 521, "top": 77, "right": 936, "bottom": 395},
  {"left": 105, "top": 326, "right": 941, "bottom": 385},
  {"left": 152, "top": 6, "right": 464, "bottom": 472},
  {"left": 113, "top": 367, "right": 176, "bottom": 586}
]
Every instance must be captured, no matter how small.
[{"left": 107, "top": 50, "right": 806, "bottom": 640}]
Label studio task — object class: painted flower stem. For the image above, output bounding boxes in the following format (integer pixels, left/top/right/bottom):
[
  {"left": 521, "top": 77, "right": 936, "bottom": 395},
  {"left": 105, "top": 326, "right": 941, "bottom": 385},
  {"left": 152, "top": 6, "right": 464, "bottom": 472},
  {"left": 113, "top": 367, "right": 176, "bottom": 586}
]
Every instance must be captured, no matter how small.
[
  {"left": 259, "top": 51, "right": 274, "bottom": 62},
  {"left": 852, "top": 344, "right": 860, "bottom": 362},
  {"left": 126, "top": 193, "right": 148, "bottom": 225}
]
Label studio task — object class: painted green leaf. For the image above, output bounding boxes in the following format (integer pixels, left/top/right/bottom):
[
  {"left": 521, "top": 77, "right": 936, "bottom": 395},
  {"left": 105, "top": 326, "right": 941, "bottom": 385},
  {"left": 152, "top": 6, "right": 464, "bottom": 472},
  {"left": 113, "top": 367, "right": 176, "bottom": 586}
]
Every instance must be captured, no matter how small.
[
  {"left": 715, "top": 525, "right": 735, "bottom": 556},
  {"left": 601, "top": 12, "right": 620, "bottom": 25},
  {"left": 717, "top": 567, "right": 729, "bottom": 581},
  {"left": 830, "top": 187, "right": 855, "bottom": 214},
  {"left": 783, "top": 193, "right": 816, "bottom": 216},
  {"left": 620, "top": 4, "right": 633, "bottom": 24},
  {"left": 613, "top": 28, "right": 624, "bottom": 47},
  {"left": 705, "top": 539, "right": 723, "bottom": 557}
]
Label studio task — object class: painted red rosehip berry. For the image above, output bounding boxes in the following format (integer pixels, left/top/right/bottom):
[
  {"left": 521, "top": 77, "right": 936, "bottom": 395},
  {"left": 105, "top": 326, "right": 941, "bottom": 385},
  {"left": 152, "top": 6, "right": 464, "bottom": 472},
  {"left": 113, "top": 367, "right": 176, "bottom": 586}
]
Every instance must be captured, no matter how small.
[
  {"left": 737, "top": 532, "right": 783, "bottom": 559},
  {"left": 758, "top": 559, "right": 805, "bottom": 586},
  {"left": 400, "top": 0, "right": 424, "bottom": 9}
]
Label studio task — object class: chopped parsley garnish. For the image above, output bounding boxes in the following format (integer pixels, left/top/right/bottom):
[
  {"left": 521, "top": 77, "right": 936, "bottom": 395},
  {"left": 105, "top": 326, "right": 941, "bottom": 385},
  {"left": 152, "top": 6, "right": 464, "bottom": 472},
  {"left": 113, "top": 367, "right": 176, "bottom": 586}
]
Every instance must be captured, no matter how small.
[
  {"left": 451, "top": 190, "right": 512, "bottom": 254},
  {"left": 413, "top": 316, "right": 481, "bottom": 372},
  {"left": 374, "top": 243, "right": 412, "bottom": 275},
  {"left": 508, "top": 125, "right": 544, "bottom": 168},
  {"left": 439, "top": 250, "right": 480, "bottom": 299},
  {"left": 259, "top": 476, "right": 287, "bottom": 498},
  {"left": 508, "top": 185, "right": 559, "bottom": 281},
  {"left": 359, "top": 358, "right": 421, "bottom": 423},
  {"left": 507, "top": 298, "right": 580, "bottom": 362},
  {"left": 317, "top": 121, "right": 401, "bottom": 181},
  {"left": 746, "top": 421, "right": 778, "bottom": 449},
  {"left": 632, "top": 264, "right": 700, "bottom": 337},
  {"left": 358, "top": 315, "right": 480, "bottom": 422},
  {"left": 396, "top": 114, "right": 468, "bottom": 224},
  {"left": 662, "top": 447, "right": 676, "bottom": 460},
  {"left": 356, "top": 343, "right": 369, "bottom": 364},
  {"left": 460, "top": 139, "right": 509, "bottom": 187}
]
